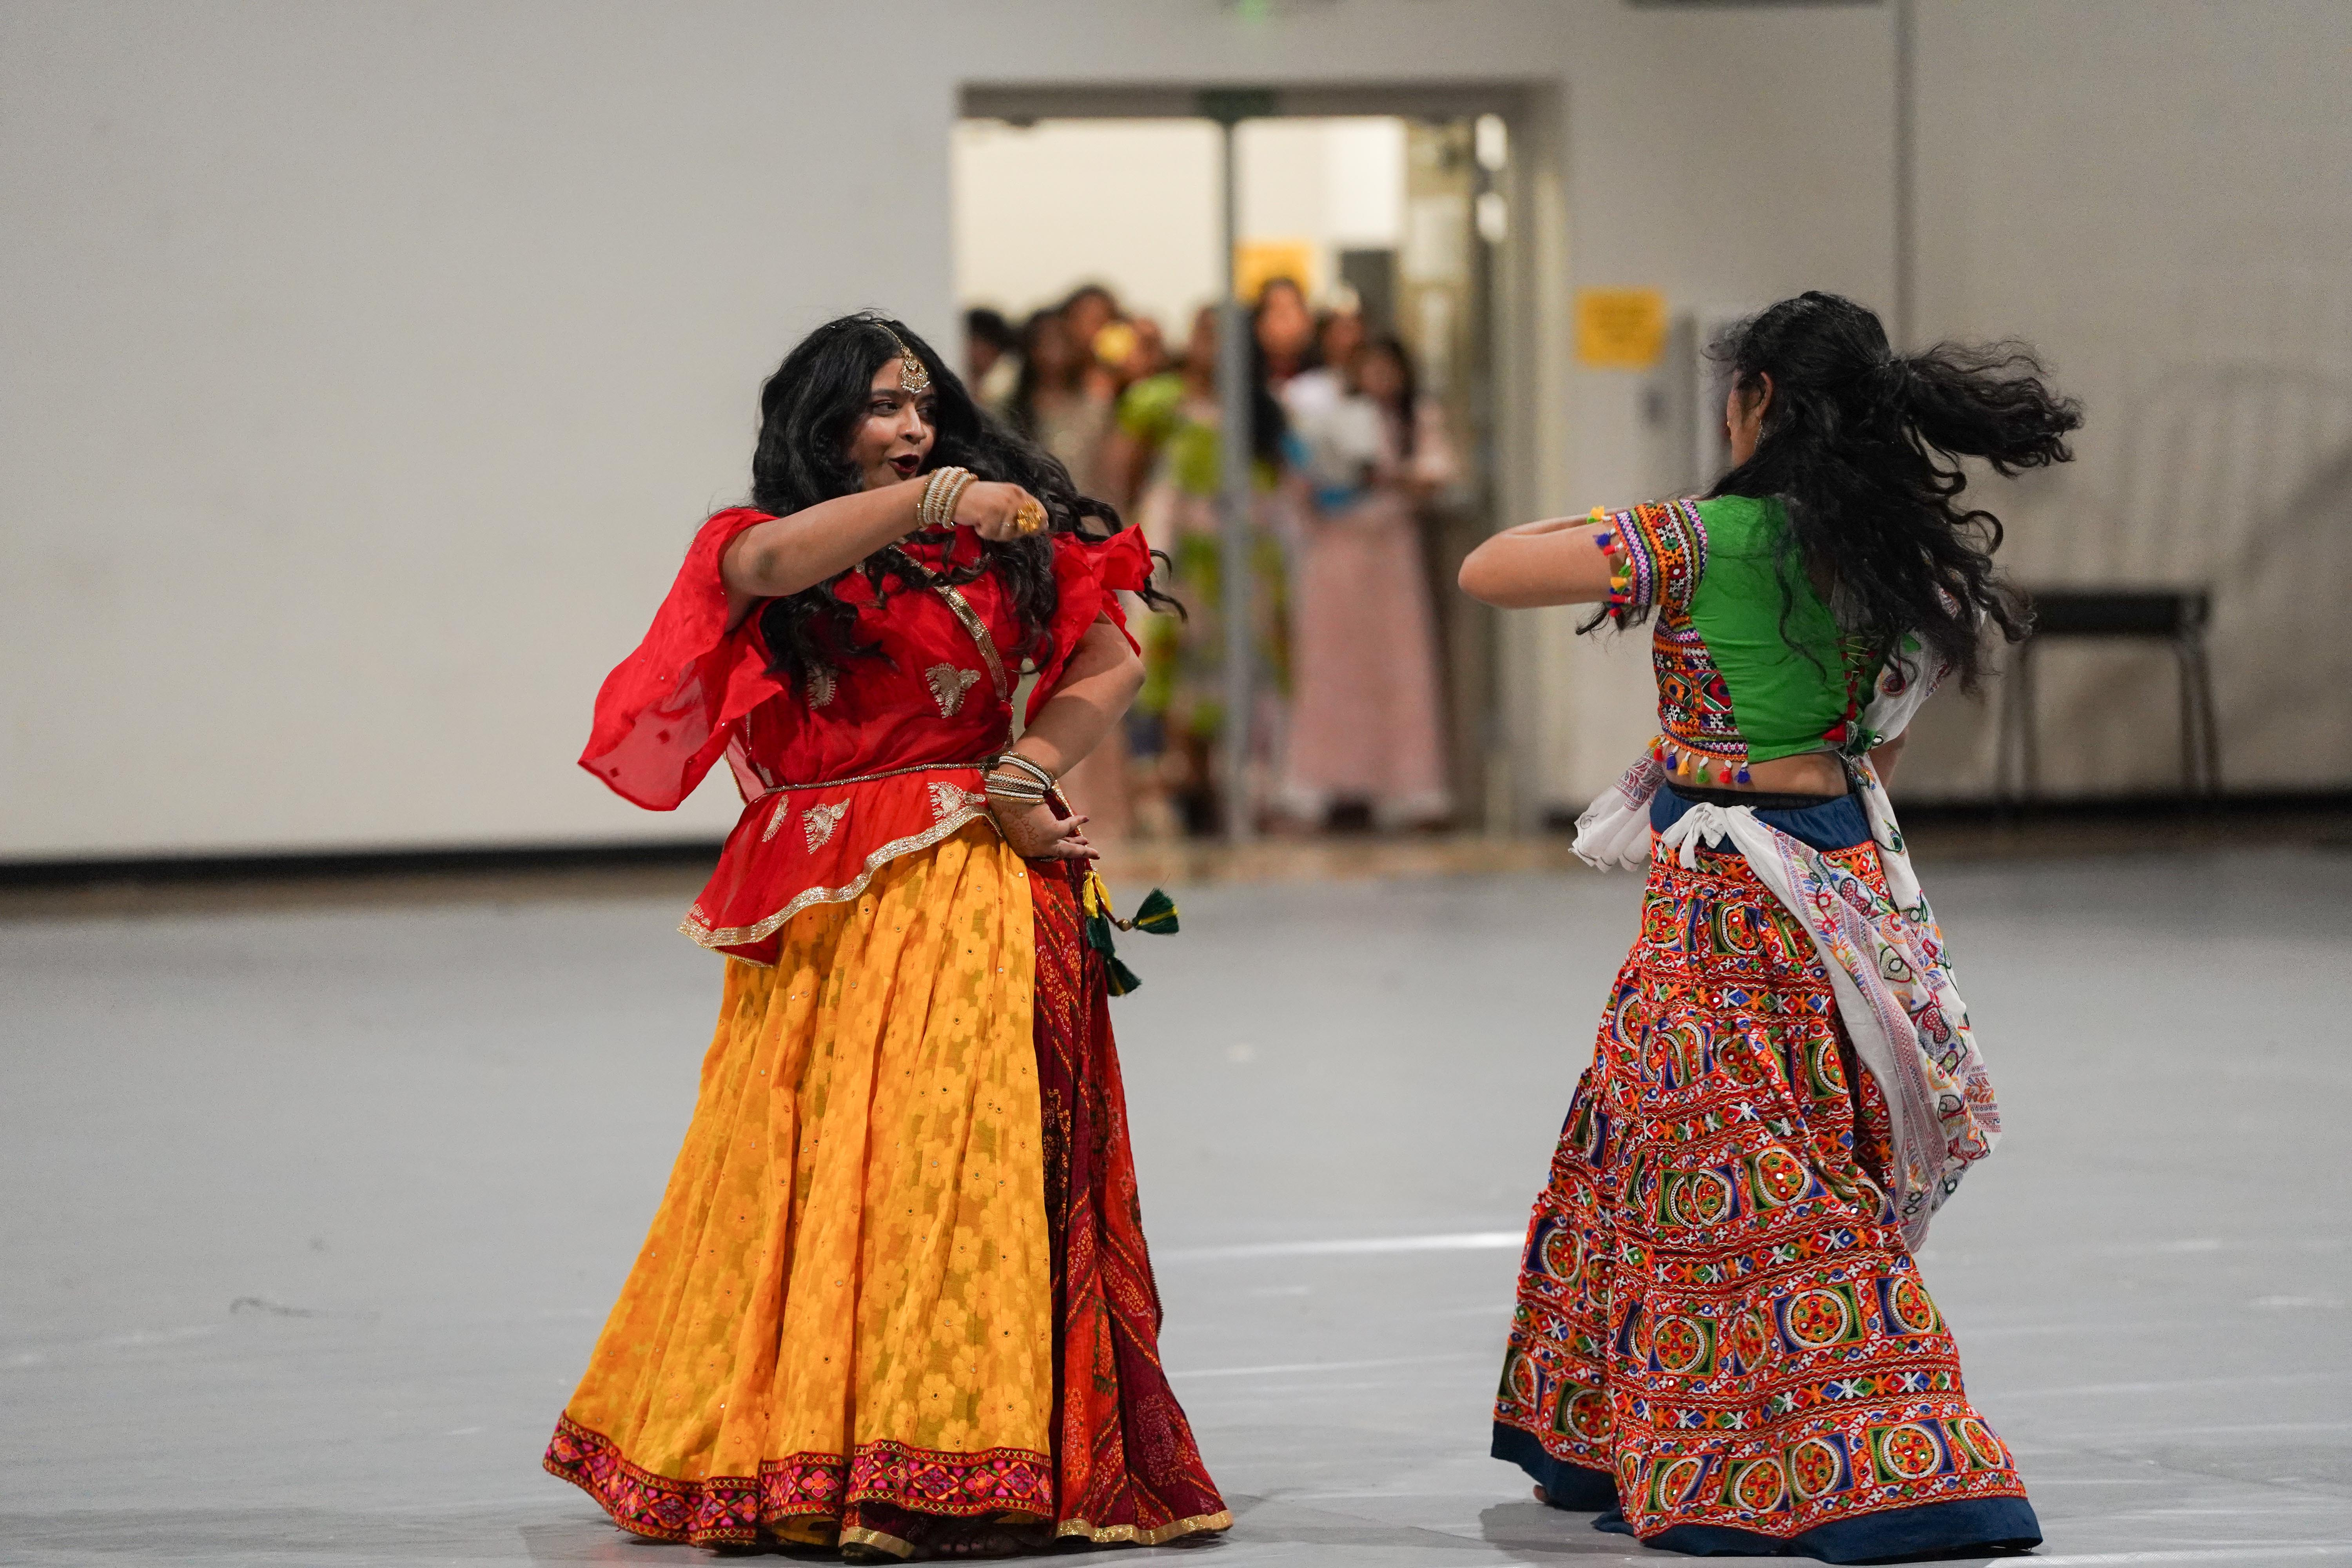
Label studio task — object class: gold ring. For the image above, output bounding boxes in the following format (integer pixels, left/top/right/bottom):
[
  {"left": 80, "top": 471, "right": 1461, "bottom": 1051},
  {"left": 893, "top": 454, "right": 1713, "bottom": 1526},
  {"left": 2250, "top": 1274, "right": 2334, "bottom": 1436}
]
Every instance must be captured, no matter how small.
[{"left": 1013, "top": 501, "right": 1046, "bottom": 536}]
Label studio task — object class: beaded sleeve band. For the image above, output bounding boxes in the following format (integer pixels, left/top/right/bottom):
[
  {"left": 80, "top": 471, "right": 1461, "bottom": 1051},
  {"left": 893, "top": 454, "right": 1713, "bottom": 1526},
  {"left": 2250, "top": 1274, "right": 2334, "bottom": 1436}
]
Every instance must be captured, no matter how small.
[
  {"left": 1592, "top": 507, "right": 1643, "bottom": 618},
  {"left": 1592, "top": 500, "right": 1706, "bottom": 626}
]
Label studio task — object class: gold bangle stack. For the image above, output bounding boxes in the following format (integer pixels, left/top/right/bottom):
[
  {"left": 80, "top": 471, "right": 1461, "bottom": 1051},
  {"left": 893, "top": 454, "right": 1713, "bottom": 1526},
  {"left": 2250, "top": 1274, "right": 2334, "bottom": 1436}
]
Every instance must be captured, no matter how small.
[
  {"left": 983, "top": 750, "right": 1056, "bottom": 807},
  {"left": 983, "top": 774, "right": 1047, "bottom": 806},
  {"left": 918, "top": 466, "right": 975, "bottom": 532}
]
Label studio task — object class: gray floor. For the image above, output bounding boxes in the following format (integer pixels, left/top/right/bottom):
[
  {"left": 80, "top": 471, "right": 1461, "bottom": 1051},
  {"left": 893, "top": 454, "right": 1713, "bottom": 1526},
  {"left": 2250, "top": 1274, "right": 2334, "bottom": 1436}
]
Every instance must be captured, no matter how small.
[{"left": 3, "top": 848, "right": 2349, "bottom": 1565}]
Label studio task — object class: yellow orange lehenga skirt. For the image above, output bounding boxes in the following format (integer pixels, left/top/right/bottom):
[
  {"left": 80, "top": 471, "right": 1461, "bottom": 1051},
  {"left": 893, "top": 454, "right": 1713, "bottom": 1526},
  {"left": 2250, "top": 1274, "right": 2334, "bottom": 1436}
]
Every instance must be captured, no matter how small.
[
  {"left": 544, "top": 824, "right": 1228, "bottom": 1556},
  {"left": 549, "top": 824, "right": 1053, "bottom": 1553}
]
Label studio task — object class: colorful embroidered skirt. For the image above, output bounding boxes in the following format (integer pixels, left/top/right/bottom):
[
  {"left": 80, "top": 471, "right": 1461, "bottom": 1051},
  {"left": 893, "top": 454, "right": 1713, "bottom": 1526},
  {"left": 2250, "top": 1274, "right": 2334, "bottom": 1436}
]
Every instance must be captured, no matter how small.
[
  {"left": 1492, "top": 835, "right": 2041, "bottom": 1562},
  {"left": 545, "top": 825, "right": 1227, "bottom": 1555}
]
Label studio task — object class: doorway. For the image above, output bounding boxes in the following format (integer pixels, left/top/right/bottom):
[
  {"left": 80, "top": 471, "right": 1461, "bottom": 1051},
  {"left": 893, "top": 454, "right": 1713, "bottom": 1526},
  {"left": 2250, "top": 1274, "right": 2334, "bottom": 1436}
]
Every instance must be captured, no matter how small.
[{"left": 952, "top": 85, "right": 1540, "bottom": 843}]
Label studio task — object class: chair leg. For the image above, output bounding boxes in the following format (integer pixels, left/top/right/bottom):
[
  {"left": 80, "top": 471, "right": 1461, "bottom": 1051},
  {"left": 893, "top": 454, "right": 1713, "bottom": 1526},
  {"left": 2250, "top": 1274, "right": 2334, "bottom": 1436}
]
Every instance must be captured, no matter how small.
[
  {"left": 2017, "top": 640, "right": 2040, "bottom": 805},
  {"left": 1996, "top": 655, "right": 2020, "bottom": 803},
  {"left": 2174, "top": 638, "right": 2198, "bottom": 798},
  {"left": 2183, "top": 633, "right": 2221, "bottom": 797}
]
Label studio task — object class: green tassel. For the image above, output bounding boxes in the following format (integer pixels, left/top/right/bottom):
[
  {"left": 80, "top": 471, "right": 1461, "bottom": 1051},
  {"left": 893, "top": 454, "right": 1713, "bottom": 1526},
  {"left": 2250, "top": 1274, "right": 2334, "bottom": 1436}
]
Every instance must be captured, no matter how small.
[
  {"left": 1103, "top": 954, "right": 1145, "bottom": 996},
  {"left": 1084, "top": 910, "right": 1120, "bottom": 956},
  {"left": 1079, "top": 871, "right": 1170, "bottom": 998},
  {"left": 1129, "top": 888, "right": 1179, "bottom": 935}
]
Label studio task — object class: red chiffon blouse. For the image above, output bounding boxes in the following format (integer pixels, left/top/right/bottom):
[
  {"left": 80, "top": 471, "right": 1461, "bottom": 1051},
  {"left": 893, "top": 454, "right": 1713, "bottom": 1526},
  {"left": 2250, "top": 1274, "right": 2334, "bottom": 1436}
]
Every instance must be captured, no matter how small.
[{"left": 581, "top": 507, "right": 1149, "bottom": 964}]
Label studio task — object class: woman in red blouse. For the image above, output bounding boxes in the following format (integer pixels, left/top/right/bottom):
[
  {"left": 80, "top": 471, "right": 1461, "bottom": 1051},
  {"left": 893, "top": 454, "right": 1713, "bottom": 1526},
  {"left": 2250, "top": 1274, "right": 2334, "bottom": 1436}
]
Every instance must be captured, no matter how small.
[{"left": 546, "top": 315, "right": 1229, "bottom": 1559}]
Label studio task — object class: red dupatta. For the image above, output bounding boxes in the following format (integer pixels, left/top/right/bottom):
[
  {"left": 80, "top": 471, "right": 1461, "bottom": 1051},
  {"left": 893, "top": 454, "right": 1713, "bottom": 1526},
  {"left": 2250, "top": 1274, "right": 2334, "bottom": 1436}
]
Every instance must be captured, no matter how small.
[{"left": 579, "top": 509, "right": 780, "bottom": 811}]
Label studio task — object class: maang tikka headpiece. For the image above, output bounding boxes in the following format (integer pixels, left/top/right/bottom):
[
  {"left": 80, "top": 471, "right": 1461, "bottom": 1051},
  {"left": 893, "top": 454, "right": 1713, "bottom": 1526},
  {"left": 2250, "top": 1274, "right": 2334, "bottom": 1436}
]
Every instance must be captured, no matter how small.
[{"left": 879, "top": 324, "right": 930, "bottom": 395}]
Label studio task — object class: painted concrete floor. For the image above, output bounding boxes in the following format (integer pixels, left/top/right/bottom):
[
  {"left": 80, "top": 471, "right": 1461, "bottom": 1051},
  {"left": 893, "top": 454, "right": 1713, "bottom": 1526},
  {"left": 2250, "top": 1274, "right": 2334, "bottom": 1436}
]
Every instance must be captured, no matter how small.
[{"left": 3, "top": 848, "right": 2348, "bottom": 1565}]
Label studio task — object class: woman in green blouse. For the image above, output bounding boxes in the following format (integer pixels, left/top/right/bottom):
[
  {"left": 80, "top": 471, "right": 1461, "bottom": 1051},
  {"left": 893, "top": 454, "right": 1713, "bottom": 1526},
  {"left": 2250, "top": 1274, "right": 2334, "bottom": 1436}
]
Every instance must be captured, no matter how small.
[{"left": 1462, "top": 292, "right": 2080, "bottom": 1562}]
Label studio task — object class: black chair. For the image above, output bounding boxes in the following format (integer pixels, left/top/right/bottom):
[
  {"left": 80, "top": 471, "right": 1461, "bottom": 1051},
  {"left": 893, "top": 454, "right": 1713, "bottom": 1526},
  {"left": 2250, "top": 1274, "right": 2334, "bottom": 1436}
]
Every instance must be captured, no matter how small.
[{"left": 1996, "top": 588, "right": 2220, "bottom": 801}]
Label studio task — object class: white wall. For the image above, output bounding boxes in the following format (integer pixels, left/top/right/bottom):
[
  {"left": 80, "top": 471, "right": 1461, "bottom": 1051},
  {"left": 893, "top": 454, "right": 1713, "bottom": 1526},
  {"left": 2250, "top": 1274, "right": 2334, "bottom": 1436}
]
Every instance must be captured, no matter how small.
[
  {"left": 1897, "top": 0, "right": 2352, "bottom": 799},
  {"left": 1537, "top": 0, "right": 2352, "bottom": 808},
  {"left": 25, "top": 2, "right": 2335, "bottom": 856},
  {"left": 14, "top": 3, "right": 2333, "bottom": 860},
  {"left": 953, "top": 119, "right": 1222, "bottom": 331},
  {"left": 953, "top": 116, "right": 1404, "bottom": 332},
  {"left": 6, "top": 0, "right": 1904, "bottom": 857},
  {"left": 1235, "top": 116, "right": 1408, "bottom": 282},
  {"left": 2, "top": 1, "right": 957, "bottom": 856}
]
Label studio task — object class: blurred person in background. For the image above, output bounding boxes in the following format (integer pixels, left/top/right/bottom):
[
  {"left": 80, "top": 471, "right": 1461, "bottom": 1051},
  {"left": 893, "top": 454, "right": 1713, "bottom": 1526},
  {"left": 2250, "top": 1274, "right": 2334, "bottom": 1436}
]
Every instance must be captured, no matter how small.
[
  {"left": 1070, "top": 311, "right": 1171, "bottom": 839},
  {"left": 1008, "top": 307, "right": 1115, "bottom": 496},
  {"left": 1461, "top": 292, "right": 2078, "bottom": 1561},
  {"left": 1281, "top": 307, "right": 1369, "bottom": 429},
  {"left": 1275, "top": 305, "right": 1367, "bottom": 550},
  {"left": 554, "top": 313, "right": 1227, "bottom": 1558},
  {"left": 1112, "top": 312, "right": 1170, "bottom": 386},
  {"left": 1059, "top": 281, "right": 1123, "bottom": 400},
  {"left": 1011, "top": 300, "right": 1128, "bottom": 837},
  {"left": 1279, "top": 334, "right": 1454, "bottom": 830},
  {"left": 1252, "top": 274, "right": 1316, "bottom": 387},
  {"left": 1103, "top": 303, "right": 1293, "bottom": 836},
  {"left": 962, "top": 305, "right": 1020, "bottom": 416}
]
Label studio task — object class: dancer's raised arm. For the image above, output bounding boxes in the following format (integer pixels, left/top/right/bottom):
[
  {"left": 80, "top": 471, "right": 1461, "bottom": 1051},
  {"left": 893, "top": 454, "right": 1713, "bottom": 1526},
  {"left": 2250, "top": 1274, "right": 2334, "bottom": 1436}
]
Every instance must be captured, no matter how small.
[
  {"left": 721, "top": 475, "right": 1042, "bottom": 617},
  {"left": 1457, "top": 515, "right": 1619, "bottom": 608}
]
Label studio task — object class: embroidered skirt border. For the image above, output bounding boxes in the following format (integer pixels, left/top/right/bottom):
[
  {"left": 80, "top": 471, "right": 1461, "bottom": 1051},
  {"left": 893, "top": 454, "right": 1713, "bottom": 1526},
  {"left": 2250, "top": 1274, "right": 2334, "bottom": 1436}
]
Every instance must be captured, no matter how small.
[{"left": 544, "top": 1416, "right": 1053, "bottom": 1548}]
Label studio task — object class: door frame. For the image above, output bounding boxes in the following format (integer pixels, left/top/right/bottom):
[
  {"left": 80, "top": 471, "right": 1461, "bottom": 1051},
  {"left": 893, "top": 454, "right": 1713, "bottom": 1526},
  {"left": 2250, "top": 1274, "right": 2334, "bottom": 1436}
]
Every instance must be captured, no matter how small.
[{"left": 958, "top": 80, "right": 1569, "bottom": 831}]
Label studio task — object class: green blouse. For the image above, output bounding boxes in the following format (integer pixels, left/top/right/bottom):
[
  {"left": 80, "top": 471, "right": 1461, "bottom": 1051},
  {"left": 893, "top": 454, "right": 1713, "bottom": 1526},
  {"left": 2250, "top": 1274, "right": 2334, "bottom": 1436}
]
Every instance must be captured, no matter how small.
[{"left": 1599, "top": 494, "right": 1881, "bottom": 777}]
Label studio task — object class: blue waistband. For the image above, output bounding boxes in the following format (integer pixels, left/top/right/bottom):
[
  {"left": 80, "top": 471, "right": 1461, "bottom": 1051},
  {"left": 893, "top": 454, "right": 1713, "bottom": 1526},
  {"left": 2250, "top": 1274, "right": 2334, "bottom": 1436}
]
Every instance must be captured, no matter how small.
[{"left": 1650, "top": 782, "right": 1872, "bottom": 853}]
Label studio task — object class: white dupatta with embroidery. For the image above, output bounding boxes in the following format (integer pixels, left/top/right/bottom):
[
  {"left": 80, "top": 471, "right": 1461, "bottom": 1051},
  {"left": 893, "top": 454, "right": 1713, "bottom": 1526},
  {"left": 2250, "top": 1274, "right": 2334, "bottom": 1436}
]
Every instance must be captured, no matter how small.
[{"left": 1570, "top": 650, "right": 1997, "bottom": 1248}]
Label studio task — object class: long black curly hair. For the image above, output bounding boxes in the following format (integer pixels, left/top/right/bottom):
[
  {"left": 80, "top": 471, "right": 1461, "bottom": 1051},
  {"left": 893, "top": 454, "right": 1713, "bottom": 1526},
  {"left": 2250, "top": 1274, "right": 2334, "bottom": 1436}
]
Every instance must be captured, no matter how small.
[
  {"left": 747, "top": 312, "right": 1172, "bottom": 693},
  {"left": 1694, "top": 291, "right": 2083, "bottom": 691}
]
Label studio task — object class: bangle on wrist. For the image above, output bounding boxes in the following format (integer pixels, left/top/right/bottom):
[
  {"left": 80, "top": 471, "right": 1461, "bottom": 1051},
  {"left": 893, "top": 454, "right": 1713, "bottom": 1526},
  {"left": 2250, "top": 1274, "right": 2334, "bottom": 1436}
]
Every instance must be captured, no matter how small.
[
  {"left": 995, "top": 751, "right": 1056, "bottom": 790},
  {"left": 984, "top": 761, "right": 1051, "bottom": 799},
  {"left": 940, "top": 470, "right": 975, "bottom": 529},
  {"left": 919, "top": 469, "right": 945, "bottom": 531},
  {"left": 918, "top": 466, "right": 973, "bottom": 533},
  {"left": 984, "top": 779, "right": 1048, "bottom": 808}
]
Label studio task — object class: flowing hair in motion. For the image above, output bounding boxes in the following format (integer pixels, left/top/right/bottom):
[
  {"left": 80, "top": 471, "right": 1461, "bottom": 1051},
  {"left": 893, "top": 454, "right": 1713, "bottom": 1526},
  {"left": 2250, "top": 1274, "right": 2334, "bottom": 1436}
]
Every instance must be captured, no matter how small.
[{"left": 1640, "top": 292, "right": 2084, "bottom": 690}]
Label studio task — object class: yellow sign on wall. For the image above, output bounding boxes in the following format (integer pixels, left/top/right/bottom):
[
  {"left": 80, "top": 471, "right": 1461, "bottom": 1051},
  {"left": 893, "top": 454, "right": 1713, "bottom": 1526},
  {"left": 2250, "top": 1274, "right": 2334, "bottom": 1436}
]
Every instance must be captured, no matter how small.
[
  {"left": 1575, "top": 287, "right": 1668, "bottom": 368},
  {"left": 1234, "top": 240, "right": 1317, "bottom": 307}
]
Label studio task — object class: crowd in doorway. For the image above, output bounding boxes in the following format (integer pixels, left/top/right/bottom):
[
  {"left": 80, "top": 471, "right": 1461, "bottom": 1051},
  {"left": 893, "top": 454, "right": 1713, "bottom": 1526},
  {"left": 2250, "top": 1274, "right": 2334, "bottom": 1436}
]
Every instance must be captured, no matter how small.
[{"left": 964, "top": 280, "right": 1464, "bottom": 841}]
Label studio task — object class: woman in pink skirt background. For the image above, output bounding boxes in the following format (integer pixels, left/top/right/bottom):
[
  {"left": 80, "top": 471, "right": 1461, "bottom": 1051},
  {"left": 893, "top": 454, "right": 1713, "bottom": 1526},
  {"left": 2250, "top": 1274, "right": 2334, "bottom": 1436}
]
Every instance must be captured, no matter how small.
[{"left": 1280, "top": 334, "right": 1454, "bottom": 829}]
